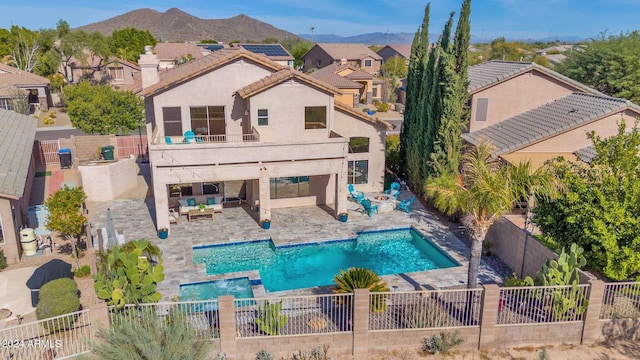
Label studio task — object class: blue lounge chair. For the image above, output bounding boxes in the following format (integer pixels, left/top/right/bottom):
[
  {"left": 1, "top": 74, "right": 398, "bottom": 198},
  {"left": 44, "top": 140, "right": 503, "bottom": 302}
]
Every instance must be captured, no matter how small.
[
  {"left": 348, "top": 184, "right": 365, "bottom": 204},
  {"left": 397, "top": 195, "right": 416, "bottom": 213},
  {"left": 384, "top": 182, "right": 401, "bottom": 199},
  {"left": 361, "top": 199, "right": 378, "bottom": 217}
]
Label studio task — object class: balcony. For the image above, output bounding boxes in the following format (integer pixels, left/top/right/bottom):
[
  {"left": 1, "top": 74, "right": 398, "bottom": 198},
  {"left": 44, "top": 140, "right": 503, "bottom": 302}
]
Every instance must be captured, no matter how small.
[{"left": 160, "top": 127, "right": 260, "bottom": 145}]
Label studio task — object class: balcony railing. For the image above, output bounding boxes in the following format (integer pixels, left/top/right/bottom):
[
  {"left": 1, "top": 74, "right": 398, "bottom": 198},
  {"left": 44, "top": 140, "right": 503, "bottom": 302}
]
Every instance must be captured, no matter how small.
[{"left": 160, "top": 127, "right": 259, "bottom": 145}]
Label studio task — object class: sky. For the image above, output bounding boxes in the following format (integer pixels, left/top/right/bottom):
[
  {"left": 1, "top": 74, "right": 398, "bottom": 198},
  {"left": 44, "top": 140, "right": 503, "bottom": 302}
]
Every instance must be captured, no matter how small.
[{"left": 0, "top": 0, "right": 638, "bottom": 41}]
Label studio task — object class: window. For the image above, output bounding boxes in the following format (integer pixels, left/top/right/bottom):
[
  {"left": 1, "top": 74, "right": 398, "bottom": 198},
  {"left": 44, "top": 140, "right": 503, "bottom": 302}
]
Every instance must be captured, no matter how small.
[
  {"left": 372, "top": 85, "right": 378, "bottom": 98},
  {"left": 270, "top": 176, "right": 310, "bottom": 199},
  {"left": 349, "top": 137, "right": 369, "bottom": 153},
  {"left": 190, "top": 106, "right": 225, "bottom": 136},
  {"left": 348, "top": 160, "right": 368, "bottom": 184},
  {"left": 108, "top": 66, "right": 125, "bottom": 80},
  {"left": 202, "top": 182, "right": 220, "bottom": 195},
  {"left": 169, "top": 184, "right": 193, "bottom": 197},
  {"left": 0, "top": 99, "right": 12, "bottom": 110},
  {"left": 364, "top": 59, "right": 372, "bottom": 67},
  {"left": 305, "top": 106, "right": 326, "bottom": 129},
  {"left": 162, "top": 107, "right": 183, "bottom": 136},
  {"left": 257, "top": 109, "right": 269, "bottom": 126},
  {"left": 475, "top": 98, "right": 489, "bottom": 122}
]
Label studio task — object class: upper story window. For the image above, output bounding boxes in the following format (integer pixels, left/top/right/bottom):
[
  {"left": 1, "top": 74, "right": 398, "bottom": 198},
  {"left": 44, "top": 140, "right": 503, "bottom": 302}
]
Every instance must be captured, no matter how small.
[
  {"left": 162, "top": 107, "right": 182, "bottom": 136},
  {"left": 349, "top": 137, "right": 369, "bottom": 153},
  {"left": 364, "top": 59, "right": 372, "bottom": 67},
  {"left": 257, "top": 109, "right": 269, "bottom": 126},
  {"left": 475, "top": 98, "right": 489, "bottom": 122},
  {"left": 190, "top": 106, "right": 225, "bottom": 136},
  {"left": 305, "top": 106, "right": 327, "bottom": 129},
  {"left": 108, "top": 66, "right": 125, "bottom": 80}
]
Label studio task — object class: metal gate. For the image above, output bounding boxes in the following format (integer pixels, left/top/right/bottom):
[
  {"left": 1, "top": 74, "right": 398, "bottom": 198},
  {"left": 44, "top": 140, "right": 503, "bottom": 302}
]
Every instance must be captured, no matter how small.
[
  {"left": 116, "top": 135, "right": 148, "bottom": 159},
  {"left": 33, "top": 140, "right": 60, "bottom": 166}
]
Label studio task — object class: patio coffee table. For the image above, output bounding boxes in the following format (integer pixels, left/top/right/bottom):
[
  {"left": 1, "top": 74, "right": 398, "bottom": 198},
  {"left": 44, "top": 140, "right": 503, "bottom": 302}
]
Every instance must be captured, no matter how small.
[
  {"left": 371, "top": 194, "right": 397, "bottom": 212},
  {"left": 187, "top": 208, "right": 214, "bottom": 222}
]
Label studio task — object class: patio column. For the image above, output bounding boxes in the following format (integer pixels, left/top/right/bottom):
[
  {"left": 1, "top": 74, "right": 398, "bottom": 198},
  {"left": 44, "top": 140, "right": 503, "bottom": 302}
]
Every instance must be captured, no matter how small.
[
  {"left": 258, "top": 168, "right": 271, "bottom": 222},
  {"left": 154, "top": 181, "right": 170, "bottom": 230},
  {"left": 334, "top": 160, "right": 348, "bottom": 217}
]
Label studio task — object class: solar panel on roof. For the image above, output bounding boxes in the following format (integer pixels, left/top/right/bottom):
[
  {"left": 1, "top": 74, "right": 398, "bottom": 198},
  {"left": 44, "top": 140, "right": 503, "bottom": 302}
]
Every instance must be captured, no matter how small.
[
  {"left": 201, "top": 44, "right": 224, "bottom": 52},
  {"left": 241, "top": 44, "right": 290, "bottom": 57}
]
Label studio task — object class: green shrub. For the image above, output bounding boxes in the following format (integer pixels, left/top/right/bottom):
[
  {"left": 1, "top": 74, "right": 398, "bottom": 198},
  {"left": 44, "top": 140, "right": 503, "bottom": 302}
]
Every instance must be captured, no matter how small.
[
  {"left": 36, "top": 278, "right": 80, "bottom": 333},
  {"left": 256, "top": 350, "right": 274, "bottom": 360},
  {"left": 73, "top": 265, "right": 91, "bottom": 278},
  {"left": 333, "top": 267, "right": 389, "bottom": 312},
  {"left": 503, "top": 272, "right": 534, "bottom": 287},
  {"left": 421, "top": 331, "right": 464, "bottom": 355},
  {"left": 374, "top": 101, "right": 390, "bottom": 112},
  {"left": 0, "top": 248, "right": 6, "bottom": 271}
]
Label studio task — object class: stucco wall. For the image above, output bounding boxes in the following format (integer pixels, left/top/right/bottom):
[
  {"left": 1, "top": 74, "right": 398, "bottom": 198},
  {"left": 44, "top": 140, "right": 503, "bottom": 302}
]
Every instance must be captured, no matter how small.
[
  {"left": 469, "top": 70, "right": 578, "bottom": 132},
  {"left": 78, "top": 156, "right": 138, "bottom": 201},
  {"left": 0, "top": 198, "right": 20, "bottom": 264},
  {"left": 235, "top": 333, "right": 353, "bottom": 359}
]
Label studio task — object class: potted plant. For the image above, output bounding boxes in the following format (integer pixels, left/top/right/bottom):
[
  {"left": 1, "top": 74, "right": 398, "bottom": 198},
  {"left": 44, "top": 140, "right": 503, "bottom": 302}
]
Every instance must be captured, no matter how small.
[
  {"left": 198, "top": 203, "right": 206, "bottom": 212},
  {"left": 261, "top": 219, "right": 271, "bottom": 229},
  {"left": 157, "top": 227, "right": 169, "bottom": 239},
  {"left": 339, "top": 212, "right": 348, "bottom": 222}
]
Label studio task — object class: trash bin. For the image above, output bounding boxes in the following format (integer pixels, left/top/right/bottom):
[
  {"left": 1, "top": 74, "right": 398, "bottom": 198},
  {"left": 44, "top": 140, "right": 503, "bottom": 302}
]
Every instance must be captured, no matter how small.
[
  {"left": 101, "top": 145, "right": 114, "bottom": 161},
  {"left": 58, "top": 148, "right": 72, "bottom": 169}
]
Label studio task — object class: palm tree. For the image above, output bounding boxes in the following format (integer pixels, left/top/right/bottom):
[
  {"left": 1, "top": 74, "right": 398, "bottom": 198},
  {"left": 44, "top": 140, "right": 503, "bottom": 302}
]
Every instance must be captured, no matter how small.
[{"left": 424, "top": 142, "right": 561, "bottom": 288}]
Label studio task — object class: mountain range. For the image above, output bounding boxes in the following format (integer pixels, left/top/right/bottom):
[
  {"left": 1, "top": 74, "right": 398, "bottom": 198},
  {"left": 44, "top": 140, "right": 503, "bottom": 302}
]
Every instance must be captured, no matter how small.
[{"left": 77, "top": 8, "right": 584, "bottom": 45}]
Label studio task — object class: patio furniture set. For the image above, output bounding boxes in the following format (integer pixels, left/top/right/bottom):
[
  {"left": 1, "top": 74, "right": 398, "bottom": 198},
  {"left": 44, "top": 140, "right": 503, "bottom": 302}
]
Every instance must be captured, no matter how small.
[{"left": 348, "top": 183, "right": 417, "bottom": 217}]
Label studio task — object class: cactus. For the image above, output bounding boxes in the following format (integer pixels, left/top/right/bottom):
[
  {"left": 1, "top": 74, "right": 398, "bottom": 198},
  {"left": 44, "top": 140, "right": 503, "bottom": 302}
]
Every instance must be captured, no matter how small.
[
  {"left": 94, "top": 240, "right": 164, "bottom": 309},
  {"left": 255, "top": 300, "right": 288, "bottom": 335}
]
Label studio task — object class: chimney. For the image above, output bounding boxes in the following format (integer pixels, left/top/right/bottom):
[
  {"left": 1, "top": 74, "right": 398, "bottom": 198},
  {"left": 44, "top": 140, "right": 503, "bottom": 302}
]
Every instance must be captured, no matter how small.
[
  {"left": 340, "top": 57, "right": 347, "bottom": 65},
  {"left": 139, "top": 45, "right": 160, "bottom": 89}
]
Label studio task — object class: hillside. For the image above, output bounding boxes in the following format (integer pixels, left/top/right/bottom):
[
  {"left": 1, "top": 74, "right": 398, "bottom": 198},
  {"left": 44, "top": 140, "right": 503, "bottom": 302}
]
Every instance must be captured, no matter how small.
[{"left": 77, "top": 8, "right": 299, "bottom": 43}]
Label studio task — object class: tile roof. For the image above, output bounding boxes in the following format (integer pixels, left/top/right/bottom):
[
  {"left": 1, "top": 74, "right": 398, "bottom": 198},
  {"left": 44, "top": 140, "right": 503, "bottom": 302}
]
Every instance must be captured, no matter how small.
[
  {"left": 313, "top": 43, "right": 382, "bottom": 61},
  {"left": 308, "top": 64, "right": 362, "bottom": 89},
  {"left": 140, "top": 49, "right": 284, "bottom": 97},
  {"left": 0, "top": 109, "right": 37, "bottom": 199},
  {"left": 236, "top": 68, "right": 342, "bottom": 99},
  {"left": 154, "top": 43, "right": 208, "bottom": 61},
  {"left": 334, "top": 101, "right": 393, "bottom": 131},
  {"left": 462, "top": 93, "right": 640, "bottom": 156},
  {"left": 574, "top": 145, "right": 597, "bottom": 163},
  {"left": 378, "top": 44, "right": 411, "bottom": 59},
  {"left": 0, "top": 63, "right": 50, "bottom": 86},
  {"left": 467, "top": 60, "right": 603, "bottom": 95}
]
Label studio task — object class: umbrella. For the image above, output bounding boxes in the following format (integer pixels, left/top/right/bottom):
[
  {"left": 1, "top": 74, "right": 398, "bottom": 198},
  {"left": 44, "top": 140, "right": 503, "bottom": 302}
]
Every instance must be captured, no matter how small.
[{"left": 25, "top": 259, "right": 73, "bottom": 307}]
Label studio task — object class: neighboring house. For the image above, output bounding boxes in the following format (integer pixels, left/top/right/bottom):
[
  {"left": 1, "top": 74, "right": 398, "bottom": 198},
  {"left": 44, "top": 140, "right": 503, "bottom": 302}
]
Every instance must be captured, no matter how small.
[
  {"left": 138, "top": 47, "right": 391, "bottom": 231},
  {"left": 0, "top": 63, "right": 51, "bottom": 111},
  {"left": 377, "top": 44, "right": 411, "bottom": 64},
  {"left": 302, "top": 43, "right": 382, "bottom": 75},
  {"left": 462, "top": 60, "right": 640, "bottom": 168},
  {"left": 235, "top": 44, "right": 294, "bottom": 67},
  {"left": 309, "top": 61, "right": 383, "bottom": 106},
  {"left": 65, "top": 55, "right": 142, "bottom": 92},
  {"left": 0, "top": 109, "right": 37, "bottom": 264},
  {"left": 154, "top": 43, "right": 211, "bottom": 69}
]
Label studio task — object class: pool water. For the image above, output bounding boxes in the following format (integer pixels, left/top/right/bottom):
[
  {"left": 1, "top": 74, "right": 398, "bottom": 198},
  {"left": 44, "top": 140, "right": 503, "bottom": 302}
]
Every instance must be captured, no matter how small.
[
  {"left": 179, "top": 277, "right": 255, "bottom": 301},
  {"left": 192, "top": 228, "right": 459, "bottom": 292}
]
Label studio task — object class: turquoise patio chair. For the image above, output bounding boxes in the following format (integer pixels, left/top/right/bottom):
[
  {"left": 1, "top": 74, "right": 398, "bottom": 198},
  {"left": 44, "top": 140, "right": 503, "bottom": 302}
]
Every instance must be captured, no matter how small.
[
  {"left": 397, "top": 195, "right": 416, "bottom": 213},
  {"left": 165, "top": 136, "right": 173, "bottom": 145},
  {"left": 360, "top": 199, "right": 378, "bottom": 217},
  {"left": 384, "top": 182, "right": 401, "bottom": 199},
  {"left": 348, "top": 184, "right": 365, "bottom": 204},
  {"left": 183, "top": 130, "right": 196, "bottom": 143}
]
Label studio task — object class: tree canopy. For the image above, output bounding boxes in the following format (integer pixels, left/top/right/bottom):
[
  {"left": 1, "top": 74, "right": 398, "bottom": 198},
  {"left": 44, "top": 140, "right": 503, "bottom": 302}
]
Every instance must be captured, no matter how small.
[
  {"left": 555, "top": 31, "right": 640, "bottom": 104},
  {"left": 533, "top": 120, "right": 640, "bottom": 281},
  {"left": 44, "top": 185, "right": 87, "bottom": 268},
  {"left": 64, "top": 81, "right": 144, "bottom": 135}
]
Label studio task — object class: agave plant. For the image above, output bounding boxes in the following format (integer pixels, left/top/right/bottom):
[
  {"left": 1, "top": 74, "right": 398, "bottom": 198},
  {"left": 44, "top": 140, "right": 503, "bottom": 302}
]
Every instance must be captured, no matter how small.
[{"left": 333, "top": 267, "right": 390, "bottom": 312}]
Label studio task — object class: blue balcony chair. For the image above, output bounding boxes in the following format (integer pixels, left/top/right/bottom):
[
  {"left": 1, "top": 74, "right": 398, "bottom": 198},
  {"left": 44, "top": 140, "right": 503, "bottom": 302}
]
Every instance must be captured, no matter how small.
[
  {"left": 360, "top": 199, "right": 378, "bottom": 217},
  {"left": 384, "top": 182, "right": 401, "bottom": 199},
  {"left": 397, "top": 195, "right": 417, "bottom": 213},
  {"left": 183, "top": 130, "right": 196, "bottom": 143},
  {"left": 348, "top": 184, "right": 365, "bottom": 204},
  {"left": 165, "top": 136, "right": 173, "bottom": 145}
]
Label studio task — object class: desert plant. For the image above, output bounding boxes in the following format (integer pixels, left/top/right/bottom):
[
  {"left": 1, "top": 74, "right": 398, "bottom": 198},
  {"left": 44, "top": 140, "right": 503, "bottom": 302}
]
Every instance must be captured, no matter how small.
[
  {"left": 421, "top": 331, "right": 464, "bottom": 355},
  {"left": 288, "top": 344, "right": 329, "bottom": 360},
  {"left": 538, "top": 347, "right": 550, "bottom": 360},
  {"left": 401, "top": 299, "right": 446, "bottom": 328},
  {"left": 374, "top": 101, "right": 390, "bottom": 112},
  {"left": 36, "top": 278, "right": 80, "bottom": 333},
  {"left": 73, "top": 265, "right": 91, "bottom": 278},
  {"left": 503, "top": 272, "right": 534, "bottom": 287},
  {"left": 0, "top": 248, "right": 6, "bottom": 271},
  {"left": 255, "top": 300, "right": 288, "bottom": 335},
  {"left": 333, "top": 267, "right": 390, "bottom": 312},
  {"left": 93, "top": 309, "right": 210, "bottom": 359},
  {"left": 256, "top": 350, "right": 274, "bottom": 360}
]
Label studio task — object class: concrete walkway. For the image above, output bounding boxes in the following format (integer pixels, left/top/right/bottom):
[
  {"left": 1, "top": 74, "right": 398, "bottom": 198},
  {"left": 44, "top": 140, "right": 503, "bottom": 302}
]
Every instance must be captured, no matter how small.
[
  {"left": 86, "top": 190, "right": 503, "bottom": 301},
  {"left": 0, "top": 267, "right": 37, "bottom": 328}
]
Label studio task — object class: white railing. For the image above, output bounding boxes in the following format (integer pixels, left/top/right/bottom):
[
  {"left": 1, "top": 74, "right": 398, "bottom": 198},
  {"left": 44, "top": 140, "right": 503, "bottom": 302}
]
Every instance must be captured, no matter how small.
[
  {"left": 108, "top": 301, "right": 220, "bottom": 339},
  {"left": 235, "top": 293, "right": 353, "bottom": 338},
  {"left": 162, "top": 131, "right": 259, "bottom": 145},
  {"left": 600, "top": 282, "right": 640, "bottom": 320},
  {"left": 0, "top": 309, "right": 92, "bottom": 360},
  {"left": 369, "top": 288, "right": 483, "bottom": 331},
  {"left": 498, "top": 285, "right": 590, "bottom": 325}
]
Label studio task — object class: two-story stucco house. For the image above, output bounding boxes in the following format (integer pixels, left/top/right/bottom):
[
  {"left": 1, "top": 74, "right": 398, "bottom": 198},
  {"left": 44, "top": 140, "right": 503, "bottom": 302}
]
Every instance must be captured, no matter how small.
[
  {"left": 301, "top": 43, "right": 382, "bottom": 75},
  {"left": 138, "top": 47, "right": 391, "bottom": 231},
  {"left": 309, "top": 61, "right": 383, "bottom": 106},
  {"left": 462, "top": 61, "right": 640, "bottom": 167}
]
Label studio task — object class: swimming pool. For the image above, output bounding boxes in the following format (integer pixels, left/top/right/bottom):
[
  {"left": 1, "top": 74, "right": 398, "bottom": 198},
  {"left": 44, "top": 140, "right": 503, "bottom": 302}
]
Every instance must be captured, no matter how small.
[
  {"left": 192, "top": 228, "right": 459, "bottom": 292},
  {"left": 179, "top": 277, "right": 255, "bottom": 301}
]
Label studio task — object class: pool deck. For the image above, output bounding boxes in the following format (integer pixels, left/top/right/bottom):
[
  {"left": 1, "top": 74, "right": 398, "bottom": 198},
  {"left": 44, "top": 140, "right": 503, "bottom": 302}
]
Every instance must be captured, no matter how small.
[{"left": 87, "top": 191, "right": 503, "bottom": 301}]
